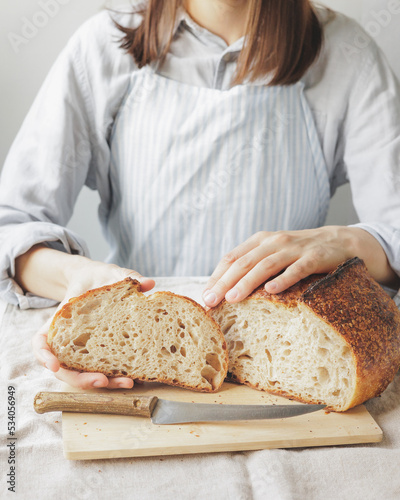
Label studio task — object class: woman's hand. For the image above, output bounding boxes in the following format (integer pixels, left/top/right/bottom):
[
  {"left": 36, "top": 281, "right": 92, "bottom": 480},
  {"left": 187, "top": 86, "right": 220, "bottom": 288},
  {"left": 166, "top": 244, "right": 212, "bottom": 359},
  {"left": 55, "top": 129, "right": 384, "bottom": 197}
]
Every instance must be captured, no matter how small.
[
  {"left": 203, "top": 226, "right": 398, "bottom": 307},
  {"left": 32, "top": 258, "right": 155, "bottom": 389}
]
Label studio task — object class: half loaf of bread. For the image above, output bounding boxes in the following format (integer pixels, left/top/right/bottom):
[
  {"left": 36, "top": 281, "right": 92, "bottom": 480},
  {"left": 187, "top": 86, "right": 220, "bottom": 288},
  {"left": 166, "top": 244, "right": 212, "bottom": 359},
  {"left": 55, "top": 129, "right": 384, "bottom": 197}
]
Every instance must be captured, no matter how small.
[
  {"left": 48, "top": 279, "right": 228, "bottom": 392},
  {"left": 209, "top": 258, "right": 400, "bottom": 410}
]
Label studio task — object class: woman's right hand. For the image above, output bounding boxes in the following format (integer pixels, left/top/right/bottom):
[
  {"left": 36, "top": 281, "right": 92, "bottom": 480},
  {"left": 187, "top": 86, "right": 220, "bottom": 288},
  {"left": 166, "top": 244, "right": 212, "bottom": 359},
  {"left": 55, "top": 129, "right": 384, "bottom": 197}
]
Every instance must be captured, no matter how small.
[{"left": 31, "top": 257, "right": 155, "bottom": 389}]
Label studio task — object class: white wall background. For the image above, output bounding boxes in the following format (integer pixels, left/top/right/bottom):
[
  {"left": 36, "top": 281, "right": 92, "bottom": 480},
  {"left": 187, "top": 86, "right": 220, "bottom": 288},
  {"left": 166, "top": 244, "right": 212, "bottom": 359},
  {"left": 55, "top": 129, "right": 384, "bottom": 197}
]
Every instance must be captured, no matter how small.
[{"left": 1, "top": 0, "right": 397, "bottom": 261}]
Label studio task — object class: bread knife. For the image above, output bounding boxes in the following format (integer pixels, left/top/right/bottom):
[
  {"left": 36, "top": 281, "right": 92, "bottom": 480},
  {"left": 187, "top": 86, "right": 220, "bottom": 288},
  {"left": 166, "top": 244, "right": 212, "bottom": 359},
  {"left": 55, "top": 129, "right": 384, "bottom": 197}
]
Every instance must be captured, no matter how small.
[{"left": 34, "top": 392, "right": 326, "bottom": 424}]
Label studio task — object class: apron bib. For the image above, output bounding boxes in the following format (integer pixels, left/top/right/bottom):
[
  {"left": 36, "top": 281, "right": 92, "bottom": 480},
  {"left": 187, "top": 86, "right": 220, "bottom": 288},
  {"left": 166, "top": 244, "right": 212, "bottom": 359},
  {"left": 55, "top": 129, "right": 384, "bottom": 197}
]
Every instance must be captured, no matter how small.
[{"left": 105, "top": 65, "right": 330, "bottom": 276}]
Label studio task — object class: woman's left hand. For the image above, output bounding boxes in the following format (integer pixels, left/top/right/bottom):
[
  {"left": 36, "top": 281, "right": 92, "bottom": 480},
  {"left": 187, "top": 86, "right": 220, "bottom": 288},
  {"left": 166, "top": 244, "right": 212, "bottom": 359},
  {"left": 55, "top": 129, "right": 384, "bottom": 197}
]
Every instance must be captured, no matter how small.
[{"left": 203, "top": 225, "right": 397, "bottom": 307}]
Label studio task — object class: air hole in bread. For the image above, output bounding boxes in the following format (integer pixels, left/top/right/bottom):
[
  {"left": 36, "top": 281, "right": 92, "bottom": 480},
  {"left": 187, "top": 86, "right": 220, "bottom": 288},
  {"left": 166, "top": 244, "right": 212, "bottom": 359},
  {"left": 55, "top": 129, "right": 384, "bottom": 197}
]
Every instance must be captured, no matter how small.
[
  {"left": 206, "top": 352, "right": 221, "bottom": 372},
  {"left": 234, "top": 341, "right": 244, "bottom": 351},
  {"left": 142, "top": 348, "right": 148, "bottom": 355},
  {"left": 238, "top": 353, "right": 253, "bottom": 361},
  {"left": 342, "top": 346, "right": 351, "bottom": 356},
  {"left": 161, "top": 347, "right": 170, "bottom": 357},
  {"left": 318, "top": 347, "right": 328, "bottom": 357},
  {"left": 222, "top": 318, "right": 237, "bottom": 335},
  {"left": 170, "top": 345, "right": 177, "bottom": 354},
  {"left": 157, "top": 309, "right": 168, "bottom": 315},
  {"left": 188, "top": 330, "right": 199, "bottom": 346},
  {"left": 179, "top": 331, "right": 185, "bottom": 338},
  {"left": 242, "top": 321, "right": 248, "bottom": 329},
  {"left": 122, "top": 332, "right": 129, "bottom": 339},
  {"left": 178, "top": 319, "right": 185, "bottom": 329},
  {"left": 72, "top": 332, "right": 91, "bottom": 347},
  {"left": 265, "top": 349, "right": 272, "bottom": 362},
  {"left": 180, "top": 347, "right": 186, "bottom": 357},
  {"left": 61, "top": 310, "right": 72, "bottom": 319},
  {"left": 79, "top": 349, "right": 89, "bottom": 354},
  {"left": 77, "top": 299, "right": 102, "bottom": 315},
  {"left": 318, "top": 367, "right": 330, "bottom": 383},
  {"left": 201, "top": 366, "right": 216, "bottom": 387}
]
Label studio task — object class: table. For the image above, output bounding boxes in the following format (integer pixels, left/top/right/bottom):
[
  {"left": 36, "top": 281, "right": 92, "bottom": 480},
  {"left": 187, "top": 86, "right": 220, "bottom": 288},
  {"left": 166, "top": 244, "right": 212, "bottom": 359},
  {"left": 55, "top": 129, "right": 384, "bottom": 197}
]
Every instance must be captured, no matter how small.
[{"left": 1, "top": 277, "right": 400, "bottom": 500}]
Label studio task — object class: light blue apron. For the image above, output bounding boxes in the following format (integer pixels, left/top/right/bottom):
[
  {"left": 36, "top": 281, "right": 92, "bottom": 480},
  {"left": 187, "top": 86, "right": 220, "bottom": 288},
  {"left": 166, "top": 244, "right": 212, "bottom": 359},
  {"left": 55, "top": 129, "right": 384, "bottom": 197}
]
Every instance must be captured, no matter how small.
[{"left": 105, "top": 64, "right": 330, "bottom": 276}]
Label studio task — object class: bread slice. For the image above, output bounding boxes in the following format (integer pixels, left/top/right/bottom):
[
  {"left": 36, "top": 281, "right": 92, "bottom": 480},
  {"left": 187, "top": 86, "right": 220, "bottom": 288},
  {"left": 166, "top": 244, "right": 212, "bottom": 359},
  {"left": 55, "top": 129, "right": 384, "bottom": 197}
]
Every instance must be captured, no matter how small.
[
  {"left": 48, "top": 279, "right": 228, "bottom": 392},
  {"left": 209, "top": 258, "right": 400, "bottom": 410}
]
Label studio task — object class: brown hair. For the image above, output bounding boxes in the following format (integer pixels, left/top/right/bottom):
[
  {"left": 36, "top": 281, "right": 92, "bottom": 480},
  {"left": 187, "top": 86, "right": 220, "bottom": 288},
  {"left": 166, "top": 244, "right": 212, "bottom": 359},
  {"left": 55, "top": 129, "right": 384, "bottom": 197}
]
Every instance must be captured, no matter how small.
[{"left": 115, "top": 0, "right": 323, "bottom": 86}]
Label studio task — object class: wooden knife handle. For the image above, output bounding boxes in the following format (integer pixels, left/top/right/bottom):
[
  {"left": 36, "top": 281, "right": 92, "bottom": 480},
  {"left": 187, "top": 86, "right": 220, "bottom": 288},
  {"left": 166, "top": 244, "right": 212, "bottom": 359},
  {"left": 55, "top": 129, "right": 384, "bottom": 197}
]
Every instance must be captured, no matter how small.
[{"left": 34, "top": 392, "right": 158, "bottom": 417}]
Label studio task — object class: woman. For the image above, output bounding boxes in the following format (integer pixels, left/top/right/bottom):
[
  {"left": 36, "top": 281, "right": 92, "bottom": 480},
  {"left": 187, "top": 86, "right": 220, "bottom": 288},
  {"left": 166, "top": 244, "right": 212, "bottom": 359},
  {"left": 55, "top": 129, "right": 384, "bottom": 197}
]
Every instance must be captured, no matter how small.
[{"left": 1, "top": 0, "right": 400, "bottom": 389}]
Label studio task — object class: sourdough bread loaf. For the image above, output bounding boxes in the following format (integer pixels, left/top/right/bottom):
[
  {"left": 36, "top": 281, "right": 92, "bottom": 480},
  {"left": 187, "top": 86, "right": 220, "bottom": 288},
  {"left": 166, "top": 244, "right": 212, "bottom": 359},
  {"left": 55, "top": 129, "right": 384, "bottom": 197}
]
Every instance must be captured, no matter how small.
[
  {"left": 48, "top": 279, "right": 228, "bottom": 392},
  {"left": 209, "top": 258, "right": 400, "bottom": 410}
]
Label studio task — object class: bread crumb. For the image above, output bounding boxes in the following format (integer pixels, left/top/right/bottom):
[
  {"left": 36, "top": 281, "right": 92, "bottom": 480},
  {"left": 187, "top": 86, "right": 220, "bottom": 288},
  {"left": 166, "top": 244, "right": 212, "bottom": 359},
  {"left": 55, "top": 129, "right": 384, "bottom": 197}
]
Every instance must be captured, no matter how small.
[
  {"left": 83, "top": 422, "right": 87, "bottom": 425},
  {"left": 54, "top": 421, "right": 59, "bottom": 423},
  {"left": 84, "top": 435, "right": 88, "bottom": 437}
]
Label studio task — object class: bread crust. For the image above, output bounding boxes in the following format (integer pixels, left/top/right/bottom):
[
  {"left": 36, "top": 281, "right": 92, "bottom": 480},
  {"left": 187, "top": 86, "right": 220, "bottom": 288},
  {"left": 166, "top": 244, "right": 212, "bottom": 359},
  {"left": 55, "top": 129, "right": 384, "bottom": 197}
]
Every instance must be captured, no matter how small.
[
  {"left": 300, "top": 258, "right": 400, "bottom": 409},
  {"left": 48, "top": 278, "right": 228, "bottom": 393},
  {"left": 210, "top": 258, "right": 400, "bottom": 410}
]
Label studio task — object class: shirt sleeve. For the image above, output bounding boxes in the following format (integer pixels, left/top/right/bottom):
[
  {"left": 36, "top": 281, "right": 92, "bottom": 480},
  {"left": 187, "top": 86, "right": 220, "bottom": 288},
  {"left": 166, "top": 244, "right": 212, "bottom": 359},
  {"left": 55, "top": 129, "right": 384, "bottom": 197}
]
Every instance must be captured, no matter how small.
[
  {"left": 340, "top": 38, "right": 400, "bottom": 283},
  {"left": 0, "top": 27, "right": 99, "bottom": 309}
]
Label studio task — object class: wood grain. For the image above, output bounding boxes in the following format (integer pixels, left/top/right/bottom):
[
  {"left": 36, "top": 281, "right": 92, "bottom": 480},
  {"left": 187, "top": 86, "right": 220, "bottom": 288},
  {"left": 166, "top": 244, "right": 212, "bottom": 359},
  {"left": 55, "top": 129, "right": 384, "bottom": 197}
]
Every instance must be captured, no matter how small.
[
  {"left": 59, "top": 382, "right": 383, "bottom": 460},
  {"left": 34, "top": 392, "right": 158, "bottom": 417}
]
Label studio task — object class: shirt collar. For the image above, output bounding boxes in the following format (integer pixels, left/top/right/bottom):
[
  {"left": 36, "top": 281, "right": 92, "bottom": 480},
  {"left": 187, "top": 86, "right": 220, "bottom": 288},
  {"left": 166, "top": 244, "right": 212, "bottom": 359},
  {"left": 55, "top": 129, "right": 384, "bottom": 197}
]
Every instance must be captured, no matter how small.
[{"left": 174, "top": 7, "right": 244, "bottom": 54}]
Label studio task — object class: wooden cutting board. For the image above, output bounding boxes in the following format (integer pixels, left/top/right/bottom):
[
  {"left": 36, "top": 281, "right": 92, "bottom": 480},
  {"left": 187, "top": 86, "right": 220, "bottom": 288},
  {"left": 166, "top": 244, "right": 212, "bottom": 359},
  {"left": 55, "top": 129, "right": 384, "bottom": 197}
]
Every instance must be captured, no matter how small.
[{"left": 61, "top": 382, "right": 382, "bottom": 460}]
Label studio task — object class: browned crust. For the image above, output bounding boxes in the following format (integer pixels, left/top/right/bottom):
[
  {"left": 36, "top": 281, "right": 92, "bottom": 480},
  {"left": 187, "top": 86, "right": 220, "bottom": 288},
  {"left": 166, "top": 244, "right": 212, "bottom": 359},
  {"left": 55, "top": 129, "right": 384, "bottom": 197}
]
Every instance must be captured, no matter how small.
[
  {"left": 48, "top": 278, "right": 228, "bottom": 393},
  {"left": 300, "top": 257, "right": 400, "bottom": 409},
  {"left": 55, "top": 363, "right": 223, "bottom": 393},
  {"left": 210, "top": 258, "right": 400, "bottom": 410}
]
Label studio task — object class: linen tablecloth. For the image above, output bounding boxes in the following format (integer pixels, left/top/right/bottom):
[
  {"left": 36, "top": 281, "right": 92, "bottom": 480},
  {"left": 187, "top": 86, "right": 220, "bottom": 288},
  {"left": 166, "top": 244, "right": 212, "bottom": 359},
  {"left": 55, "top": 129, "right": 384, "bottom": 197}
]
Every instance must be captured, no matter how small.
[{"left": 1, "top": 277, "right": 400, "bottom": 500}]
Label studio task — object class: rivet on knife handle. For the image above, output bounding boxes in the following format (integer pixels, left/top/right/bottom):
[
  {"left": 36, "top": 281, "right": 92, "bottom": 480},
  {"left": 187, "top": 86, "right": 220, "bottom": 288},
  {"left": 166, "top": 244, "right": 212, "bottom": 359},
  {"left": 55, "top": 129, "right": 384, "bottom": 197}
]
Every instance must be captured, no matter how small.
[{"left": 33, "top": 392, "right": 158, "bottom": 417}]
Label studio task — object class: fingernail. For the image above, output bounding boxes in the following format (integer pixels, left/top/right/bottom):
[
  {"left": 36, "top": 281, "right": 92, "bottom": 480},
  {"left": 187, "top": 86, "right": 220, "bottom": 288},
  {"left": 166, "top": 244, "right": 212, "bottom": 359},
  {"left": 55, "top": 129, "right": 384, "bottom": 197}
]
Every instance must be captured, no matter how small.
[
  {"left": 203, "top": 291, "right": 217, "bottom": 306},
  {"left": 226, "top": 288, "right": 239, "bottom": 301},
  {"left": 41, "top": 349, "right": 54, "bottom": 363},
  {"left": 265, "top": 281, "right": 278, "bottom": 292},
  {"left": 93, "top": 381, "right": 104, "bottom": 388}
]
